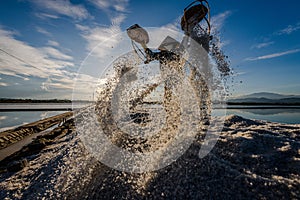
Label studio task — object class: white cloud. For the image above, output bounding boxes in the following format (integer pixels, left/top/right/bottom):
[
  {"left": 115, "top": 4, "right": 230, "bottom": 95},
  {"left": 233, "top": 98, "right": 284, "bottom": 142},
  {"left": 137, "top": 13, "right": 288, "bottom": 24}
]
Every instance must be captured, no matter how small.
[
  {"left": 36, "top": 26, "right": 52, "bottom": 37},
  {"left": 0, "top": 27, "right": 100, "bottom": 99},
  {"left": 47, "top": 40, "right": 60, "bottom": 47},
  {"left": 91, "top": 0, "right": 110, "bottom": 9},
  {"left": 90, "top": 0, "right": 129, "bottom": 12},
  {"left": 41, "top": 78, "right": 51, "bottom": 91},
  {"left": 73, "top": 74, "right": 105, "bottom": 100},
  {"left": 40, "top": 47, "right": 73, "bottom": 61},
  {"left": 75, "top": 24, "right": 90, "bottom": 32},
  {"left": 251, "top": 41, "right": 274, "bottom": 49},
  {"left": 219, "top": 40, "right": 231, "bottom": 48},
  {"left": 31, "top": 0, "right": 90, "bottom": 20},
  {"left": 0, "top": 27, "right": 73, "bottom": 86},
  {"left": 231, "top": 71, "right": 247, "bottom": 77},
  {"left": 245, "top": 49, "right": 300, "bottom": 61},
  {"left": 111, "top": 14, "right": 126, "bottom": 26},
  {"left": 35, "top": 13, "right": 59, "bottom": 20},
  {"left": 77, "top": 1, "right": 129, "bottom": 58},
  {"left": 276, "top": 22, "right": 300, "bottom": 35},
  {"left": 201, "top": 11, "right": 232, "bottom": 51},
  {"left": 40, "top": 76, "right": 77, "bottom": 91},
  {"left": 211, "top": 11, "right": 232, "bottom": 34},
  {"left": 77, "top": 24, "right": 122, "bottom": 58}
]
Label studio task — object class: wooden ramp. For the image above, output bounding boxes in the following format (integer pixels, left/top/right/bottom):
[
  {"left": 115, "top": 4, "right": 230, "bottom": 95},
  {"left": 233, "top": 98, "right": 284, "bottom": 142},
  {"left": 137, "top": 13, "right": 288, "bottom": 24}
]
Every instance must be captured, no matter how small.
[{"left": 0, "top": 112, "right": 73, "bottom": 150}]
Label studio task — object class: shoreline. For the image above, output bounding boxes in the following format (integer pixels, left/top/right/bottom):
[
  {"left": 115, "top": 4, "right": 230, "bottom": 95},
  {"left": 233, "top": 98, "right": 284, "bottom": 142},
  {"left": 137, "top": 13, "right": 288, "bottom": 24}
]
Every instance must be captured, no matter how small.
[
  {"left": 223, "top": 106, "right": 300, "bottom": 109},
  {"left": 0, "top": 108, "right": 73, "bottom": 112},
  {"left": 1, "top": 104, "right": 300, "bottom": 111},
  {"left": 0, "top": 112, "right": 73, "bottom": 151}
]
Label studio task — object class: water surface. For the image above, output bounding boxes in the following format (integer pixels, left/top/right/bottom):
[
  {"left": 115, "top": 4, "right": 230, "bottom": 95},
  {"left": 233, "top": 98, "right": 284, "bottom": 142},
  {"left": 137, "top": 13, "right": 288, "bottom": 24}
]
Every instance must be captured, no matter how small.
[
  {"left": 214, "top": 107, "right": 300, "bottom": 124},
  {"left": 0, "top": 111, "right": 65, "bottom": 132},
  {"left": 1, "top": 105, "right": 300, "bottom": 132}
]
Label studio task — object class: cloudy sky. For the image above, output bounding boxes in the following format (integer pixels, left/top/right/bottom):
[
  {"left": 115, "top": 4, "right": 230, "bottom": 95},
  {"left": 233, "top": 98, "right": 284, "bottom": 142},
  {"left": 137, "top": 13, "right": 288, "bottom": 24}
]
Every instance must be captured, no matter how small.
[{"left": 0, "top": 0, "right": 299, "bottom": 100}]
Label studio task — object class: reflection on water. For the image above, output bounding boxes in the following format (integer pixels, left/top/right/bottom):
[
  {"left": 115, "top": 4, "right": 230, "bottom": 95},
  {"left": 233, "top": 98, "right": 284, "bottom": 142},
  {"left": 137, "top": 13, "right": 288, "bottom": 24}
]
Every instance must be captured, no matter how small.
[
  {"left": 0, "top": 111, "right": 65, "bottom": 132},
  {"left": 213, "top": 108, "right": 300, "bottom": 124},
  {"left": 0, "top": 103, "right": 73, "bottom": 110},
  {"left": 237, "top": 108, "right": 300, "bottom": 116}
]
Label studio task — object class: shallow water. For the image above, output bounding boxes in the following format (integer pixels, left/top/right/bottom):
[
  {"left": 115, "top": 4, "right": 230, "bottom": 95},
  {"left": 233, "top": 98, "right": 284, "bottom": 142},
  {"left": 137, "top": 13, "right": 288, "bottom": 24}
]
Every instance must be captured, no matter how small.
[
  {"left": 0, "top": 103, "right": 70, "bottom": 109},
  {"left": 0, "top": 111, "right": 65, "bottom": 131},
  {"left": 1, "top": 107, "right": 299, "bottom": 132},
  {"left": 218, "top": 108, "right": 300, "bottom": 124}
]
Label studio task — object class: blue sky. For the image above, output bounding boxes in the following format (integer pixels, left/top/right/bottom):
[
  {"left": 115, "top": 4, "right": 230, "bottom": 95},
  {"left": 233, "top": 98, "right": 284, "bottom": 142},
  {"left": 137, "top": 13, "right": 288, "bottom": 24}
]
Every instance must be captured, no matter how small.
[{"left": 0, "top": 0, "right": 299, "bottom": 99}]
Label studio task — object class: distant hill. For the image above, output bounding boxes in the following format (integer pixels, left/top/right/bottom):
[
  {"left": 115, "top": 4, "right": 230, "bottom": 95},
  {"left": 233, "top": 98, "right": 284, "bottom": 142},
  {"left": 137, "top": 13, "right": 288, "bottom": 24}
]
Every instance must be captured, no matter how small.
[
  {"left": 233, "top": 92, "right": 300, "bottom": 100},
  {"left": 228, "top": 92, "right": 300, "bottom": 105},
  {"left": 0, "top": 98, "right": 72, "bottom": 103}
]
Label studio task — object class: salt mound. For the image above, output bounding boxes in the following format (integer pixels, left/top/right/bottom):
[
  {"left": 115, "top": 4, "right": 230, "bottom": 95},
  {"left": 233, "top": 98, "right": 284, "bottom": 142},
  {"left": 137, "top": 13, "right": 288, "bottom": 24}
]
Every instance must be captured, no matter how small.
[
  {"left": 1, "top": 115, "right": 300, "bottom": 199},
  {"left": 225, "top": 114, "right": 264, "bottom": 127}
]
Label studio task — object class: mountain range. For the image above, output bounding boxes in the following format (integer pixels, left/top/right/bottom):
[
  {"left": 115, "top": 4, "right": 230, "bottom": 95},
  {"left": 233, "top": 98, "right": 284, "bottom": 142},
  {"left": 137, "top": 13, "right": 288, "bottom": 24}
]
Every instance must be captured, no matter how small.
[{"left": 228, "top": 92, "right": 300, "bottom": 105}]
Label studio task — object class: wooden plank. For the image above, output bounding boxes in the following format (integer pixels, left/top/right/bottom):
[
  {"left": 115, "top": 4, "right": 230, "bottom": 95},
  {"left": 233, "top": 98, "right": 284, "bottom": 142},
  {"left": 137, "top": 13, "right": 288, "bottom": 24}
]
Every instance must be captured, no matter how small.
[{"left": 0, "top": 112, "right": 73, "bottom": 150}]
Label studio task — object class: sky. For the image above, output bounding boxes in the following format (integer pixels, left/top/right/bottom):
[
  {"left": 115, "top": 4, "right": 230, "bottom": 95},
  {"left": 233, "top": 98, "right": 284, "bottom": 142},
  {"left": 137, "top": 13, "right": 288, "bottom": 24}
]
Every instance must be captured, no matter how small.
[{"left": 0, "top": 0, "right": 299, "bottom": 100}]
